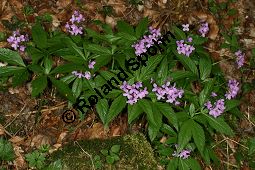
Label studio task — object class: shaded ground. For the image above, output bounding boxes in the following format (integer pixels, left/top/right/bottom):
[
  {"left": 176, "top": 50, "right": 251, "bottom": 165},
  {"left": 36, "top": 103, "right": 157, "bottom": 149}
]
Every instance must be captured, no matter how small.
[{"left": 0, "top": 0, "right": 255, "bottom": 169}]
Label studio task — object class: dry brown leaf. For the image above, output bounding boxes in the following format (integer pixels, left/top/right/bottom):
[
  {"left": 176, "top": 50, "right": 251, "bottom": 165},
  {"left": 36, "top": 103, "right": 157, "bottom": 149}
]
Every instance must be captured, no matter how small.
[
  {"left": 9, "top": 0, "right": 22, "bottom": 10},
  {"left": 57, "top": 131, "right": 68, "bottom": 144},
  {"left": 0, "top": 124, "right": 5, "bottom": 136},
  {"left": 160, "top": 136, "right": 167, "bottom": 143},
  {"left": 105, "top": 16, "right": 117, "bottom": 28},
  {"left": 13, "top": 145, "right": 26, "bottom": 169},
  {"left": 56, "top": 0, "right": 72, "bottom": 9},
  {"left": 31, "top": 134, "right": 51, "bottom": 149},
  {"left": 49, "top": 143, "right": 62, "bottom": 154},
  {"left": 9, "top": 136, "right": 24, "bottom": 145}
]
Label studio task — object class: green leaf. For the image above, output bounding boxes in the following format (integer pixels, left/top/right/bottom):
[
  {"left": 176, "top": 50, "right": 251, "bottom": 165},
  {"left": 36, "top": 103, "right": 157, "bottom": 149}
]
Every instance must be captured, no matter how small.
[
  {"left": 169, "top": 71, "right": 196, "bottom": 81},
  {"left": 44, "top": 57, "right": 53, "bottom": 74},
  {"left": 135, "top": 17, "right": 148, "bottom": 38},
  {"left": 106, "top": 155, "right": 115, "bottom": 164},
  {"left": 167, "top": 158, "right": 178, "bottom": 170},
  {"left": 186, "top": 158, "right": 202, "bottom": 170},
  {"left": 139, "top": 55, "right": 163, "bottom": 81},
  {"left": 174, "top": 50, "right": 199, "bottom": 77},
  {"left": 138, "top": 99, "right": 157, "bottom": 127},
  {"left": 127, "top": 102, "right": 143, "bottom": 124},
  {"left": 25, "top": 151, "right": 46, "bottom": 169},
  {"left": 248, "top": 137, "right": 255, "bottom": 155},
  {"left": 0, "top": 138, "right": 15, "bottom": 161},
  {"left": 111, "top": 145, "right": 120, "bottom": 153},
  {"left": 12, "top": 69, "right": 29, "bottom": 87},
  {"left": 225, "top": 100, "right": 240, "bottom": 112},
  {"left": 157, "top": 56, "right": 168, "bottom": 84},
  {"left": 172, "top": 26, "right": 186, "bottom": 39},
  {"left": 31, "top": 75, "right": 48, "bottom": 97},
  {"left": 85, "top": 44, "right": 111, "bottom": 55},
  {"left": 96, "top": 99, "right": 109, "bottom": 125},
  {"left": 26, "top": 46, "right": 44, "bottom": 64},
  {"left": 0, "top": 48, "right": 25, "bottom": 67},
  {"left": 116, "top": 20, "right": 135, "bottom": 35},
  {"left": 203, "top": 114, "right": 234, "bottom": 136},
  {"left": 0, "top": 66, "right": 25, "bottom": 77},
  {"left": 191, "top": 120, "right": 205, "bottom": 154},
  {"left": 100, "top": 149, "right": 108, "bottom": 156},
  {"left": 178, "top": 159, "right": 190, "bottom": 170},
  {"left": 105, "top": 95, "right": 127, "bottom": 127},
  {"left": 148, "top": 124, "right": 159, "bottom": 141},
  {"left": 177, "top": 119, "right": 193, "bottom": 152},
  {"left": 199, "top": 55, "right": 212, "bottom": 80},
  {"left": 32, "top": 24, "right": 47, "bottom": 49},
  {"left": 51, "top": 63, "right": 85, "bottom": 74},
  {"left": 27, "top": 65, "right": 44, "bottom": 74},
  {"left": 154, "top": 102, "right": 178, "bottom": 130},
  {"left": 72, "top": 78, "right": 82, "bottom": 98},
  {"left": 63, "top": 37, "right": 86, "bottom": 61},
  {"left": 49, "top": 76, "right": 76, "bottom": 103},
  {"left": 199, "top": 79, "right": 214, "bottom": 106},
  {"left": 43, "top": 160, "right": 62, "bottom": 170}
]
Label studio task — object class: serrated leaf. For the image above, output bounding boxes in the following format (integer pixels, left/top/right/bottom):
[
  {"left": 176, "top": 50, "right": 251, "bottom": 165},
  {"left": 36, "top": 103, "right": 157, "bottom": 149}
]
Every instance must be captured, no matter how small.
[
  {"left": 0, "top": 48, "right": 25, "bottom": 67},
  {"left": 32, "top": 24, "right": 47, "bottom": 49},
  {"left": 186, "top": 158, "right": 202, "bottom": 170},
  {"left": 169, "top": 71, "right": 196, "bottom": 81},
  {"left": 96, "top": 99, "right": 109, "bottom": 125},
  {"left": 85, "top": 44, "right": 111, "bottom": 55},
  {"left": 139, "top": 55, "right": 163, "bottom": 81},
  {"left": 135, "top": 17, "right": 148, "bottom": 38},
  {"left": 49, "top": 76, "right": 76, "bottom": 103},
  {"left": 199, "top": 79, "right": 215, "bottom": 106},
  {"left": 105, "top": 95, "right": 126, "bottom": 127},
  {"left": 63, "top": 37, "right": 86, "bottom": 61},
  {"left": 127, "top": 102, "right": 143, "bottom": 124},
  {"left": 154, "top": 102, "right": 178, "bottom": 130},
  {"left": 204, "top": 114, "right": 234, "bottom": 136},
  {"left": 31, "top": 75, "right": 48, "bottom": 97},
  {"left": 157, "top": 56, "right": 168, "bottom": 84},
  {"left": 51, "top": 63, "right": 85, "bottom": 74},
  {"left": 12, "top": 69, "right": 29, "bottom": 87},
  {"left": 72, "top": 78, "right": 82, "bottom": 98},
  {"left": 191, "top": 121, "right": 205, "bottom": 154},
  {"left": 0, "top": 138, "right": 15, "bottom": 161},
  {"left": 0, "top": 66, "right": 25, "bottom": 77},
  {"left": 172, "top": 26, "right": 186, "bottom": 40},
  {"left": 225, "top": 100, "right": 240, "bottom": 112},
  {"left": 116, "top": 21, "right": 135, "bottom": 35},
  {"left": 138, "top": 99, "right": 157, "bottom": 127},
  {"left": 199, "top": 55, "right": 212, "bottom": 80},
  {"left": 177, "top": 120, "right": 193, "bottom": 152}
]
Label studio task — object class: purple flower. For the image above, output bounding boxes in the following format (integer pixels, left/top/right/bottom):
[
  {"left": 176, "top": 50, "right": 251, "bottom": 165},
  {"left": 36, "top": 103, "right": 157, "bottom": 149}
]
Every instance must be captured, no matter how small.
[
  {"left": 199, "top": 22, "right": 209, "bottom": 37},
  {"left": 225, "top": 79, "right": 239, "bottom": 100},
  {"left": 182, "top": 24, "right": 189, "bottom": 32},
  {"left": 234, "top": 50, "right": 245, "bottom": 68},
  {"left": 172, "top": 145, "right": 191, "bottom": 159},
  {"left": 120, "top": 81, "right": 148, "bottom": 105},
  {"left": 72, "top": 70, "right": 92, "bottom": 80},
  {"left": 205, "top": 99, "right": 225, "bottom": 118},
  {"left": 211, "top": 92, "right": 217, "bottom": 97},
  {"left": 65, "top": 11, "right": 85, "bottom": 35},
  {"left": 7, "top": 30, "right": 28, "bottom": 51},
  {"left": 152, "top": 81, "right": 184, "bottom": 105},
  {"left": 132, "top": 27, "right": 161, "bottom": 56},
  {"left": 176, "top": 40, "right": 195, "bottom": 57},
  {"left": 88, "top": 60, "right": 96, "bottom": 69}
]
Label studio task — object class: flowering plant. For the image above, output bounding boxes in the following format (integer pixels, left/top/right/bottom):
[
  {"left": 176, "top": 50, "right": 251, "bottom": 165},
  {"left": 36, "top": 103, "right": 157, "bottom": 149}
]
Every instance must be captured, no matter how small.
[{"left": 0, "top": 16, "right": 242, "bottom": 169}]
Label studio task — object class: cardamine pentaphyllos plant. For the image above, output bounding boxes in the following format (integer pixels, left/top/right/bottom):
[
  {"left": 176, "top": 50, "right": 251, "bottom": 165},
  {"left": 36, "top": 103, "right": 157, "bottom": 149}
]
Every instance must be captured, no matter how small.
[{"left": 0, "top": 14, "right": 242, "bottom": 169}]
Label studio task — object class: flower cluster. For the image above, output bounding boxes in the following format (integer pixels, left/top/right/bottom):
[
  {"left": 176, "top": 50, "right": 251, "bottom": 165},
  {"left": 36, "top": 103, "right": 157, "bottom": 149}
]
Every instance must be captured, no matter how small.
[
  {"left": 176, "top": 39, "right": 195, "bottom": 57},
  {"left": 120, "top": 81, "right": 148, "bottom": 105},
  {"left": 225, "top": 79, "right": 239, "bottom": 100},
  {"left": 182, "top": 24, "right": 189, "bottom": 32},
  {"left": 199, "top": 22, "right": 209, "bottom": 37},
  {"left": 234, "top": 50, "right": 245, "bottom": 68},
  {"left": 7, "top": 30, "right": 29, "bottom": 52},
  {"left": 132, "top": 26, "right": 162, "bottom": 56},
  {"left": 152, "top": 81, "right": 184, "bottom": 105},
  {"left": 65, "top": 11, "right": 85, "bottom": 35},
  {"left": 172, "top": 149, "right": 191, "bottom": 159},
  {"left": 205, "top": 99, "right": 225, "bottom": 118},
  {"left": 72, "top": 60, "right": 96, "bottom": 80}
]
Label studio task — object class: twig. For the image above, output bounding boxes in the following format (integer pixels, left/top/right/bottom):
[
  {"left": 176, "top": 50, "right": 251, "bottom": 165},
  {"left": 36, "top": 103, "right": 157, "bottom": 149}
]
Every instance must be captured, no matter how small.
[{"left": 75, "top": 141, "right": 95, "bottom": 170}]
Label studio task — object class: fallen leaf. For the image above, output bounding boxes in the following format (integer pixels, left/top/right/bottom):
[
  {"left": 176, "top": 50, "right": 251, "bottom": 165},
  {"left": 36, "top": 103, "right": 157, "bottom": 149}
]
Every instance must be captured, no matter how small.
[
  {"left": 9, "top": 136, "right": 24, "bottom": 145},
  {"left": 31, "top": 134, "right": 51, "bottom": 149},
  {"left": 13, "top": 145, "right": 26, "bottom": 169},
  {"left": 0, "top": 124, "right": 5, "bottom": 136}
]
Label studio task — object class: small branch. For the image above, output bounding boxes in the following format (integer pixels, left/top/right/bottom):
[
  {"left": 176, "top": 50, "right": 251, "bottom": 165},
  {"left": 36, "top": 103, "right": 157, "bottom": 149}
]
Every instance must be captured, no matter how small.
[{"left": 75, "top": 141, "right": 95, "bottom": 170}]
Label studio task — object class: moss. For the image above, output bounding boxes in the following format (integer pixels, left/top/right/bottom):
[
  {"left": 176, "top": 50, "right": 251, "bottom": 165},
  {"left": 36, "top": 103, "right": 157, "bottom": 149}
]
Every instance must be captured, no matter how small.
[{"left": 49, "top": 133, "right": 157, "bottom": 170}]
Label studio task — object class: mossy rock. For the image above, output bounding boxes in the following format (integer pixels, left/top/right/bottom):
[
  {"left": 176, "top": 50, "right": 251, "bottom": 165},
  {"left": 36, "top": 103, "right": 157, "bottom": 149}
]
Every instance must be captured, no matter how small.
[{"left": 49, "top": 133, "right": 158, "bottom": 170}]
